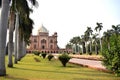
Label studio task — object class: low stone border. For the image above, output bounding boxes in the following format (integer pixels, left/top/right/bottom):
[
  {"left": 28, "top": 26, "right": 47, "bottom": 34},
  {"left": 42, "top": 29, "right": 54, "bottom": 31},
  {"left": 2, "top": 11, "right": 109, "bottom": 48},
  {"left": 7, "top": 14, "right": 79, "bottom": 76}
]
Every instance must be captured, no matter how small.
[
  {"left": 69, "top": 61, "right": 113, "bottom": 73},
  {"left": 70, "top": 54, "right": 103, "bottom": 61}
]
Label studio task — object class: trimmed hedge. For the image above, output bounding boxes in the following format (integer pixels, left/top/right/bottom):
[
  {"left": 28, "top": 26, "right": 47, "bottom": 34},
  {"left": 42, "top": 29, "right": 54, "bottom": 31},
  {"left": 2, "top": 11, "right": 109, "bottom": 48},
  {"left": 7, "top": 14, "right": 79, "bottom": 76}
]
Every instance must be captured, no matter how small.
[
  {"left": 41, "top": 53, "right": 47, "bottom": 59},
  {"left": 47, "top": 54, "right": 54, "bottom": 61},
  {"left": 33, "top": 51, "right": 41, "bottom": 56},
  {"left": 58, "top": 53, "right": 71, "bottom": 67}
]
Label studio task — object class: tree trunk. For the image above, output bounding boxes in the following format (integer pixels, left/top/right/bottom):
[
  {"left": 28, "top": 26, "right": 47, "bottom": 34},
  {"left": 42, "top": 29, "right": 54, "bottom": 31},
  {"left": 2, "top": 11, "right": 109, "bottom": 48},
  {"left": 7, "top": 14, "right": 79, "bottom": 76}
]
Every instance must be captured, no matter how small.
[
  {"left": 8, "top": 11, "right": 15, "bottom": 67},
  {"left": 95, "top": 42, "right": 98, "bottom": 55},
  {"left": 90, "top": 39, "right": 92, "bottom": 53},
  {"left": 0, "top": 0, "right": 9, "bottom": 76},
  {"left": 85, "top": 42, "right": 87, "bottom": 54},
  {"left": 17, "top": 29, "right": 23, "bottom": 61},
  {"left": 22, "top": 39, "right": 26, "bottom": 57},
  {"left": 99, "top": 31, "right": 102, "bottom": 52},
  {"left": 14, "top": 12, "right": 19, "bottom": 64}
]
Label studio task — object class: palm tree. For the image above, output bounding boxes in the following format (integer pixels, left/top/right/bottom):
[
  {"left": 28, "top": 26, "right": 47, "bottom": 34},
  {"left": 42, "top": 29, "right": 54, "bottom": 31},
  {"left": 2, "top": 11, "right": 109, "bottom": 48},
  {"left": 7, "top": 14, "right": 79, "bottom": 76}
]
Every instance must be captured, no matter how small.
[
  {"left": 103, "top": 30, "right": 112, "bottom": 50},
  {"left": 111, "top": 24, "right": 120, "bottom": 36},
  {"left": 0, "top": 0, "right": 10, "bottom": 76},
  {"left": 8, "top": 10, "right": 15, "bottom": 67},
  {"left": 95, "top": 22, "right": 103, "bottom": 52},
  {"left": 85, "top": 27, "right": 93, "bottom": 53},
  {"left": 16, "top": 0, "right": 36, "bottom": 61},
  {"left": 8, "top": 0, "right": 36, "bottom": 64},
  {"left": 92, "top": 33, "right": 99, "bottom": 54},
  {"left": 81, "top": 35, "right": 86, "bottom": 54},
  {"left": 70, "top": 36, "right": 81, "bottom": 53},
  {"left": 14, "top": 12, "right": 19, "bottom": 64}
]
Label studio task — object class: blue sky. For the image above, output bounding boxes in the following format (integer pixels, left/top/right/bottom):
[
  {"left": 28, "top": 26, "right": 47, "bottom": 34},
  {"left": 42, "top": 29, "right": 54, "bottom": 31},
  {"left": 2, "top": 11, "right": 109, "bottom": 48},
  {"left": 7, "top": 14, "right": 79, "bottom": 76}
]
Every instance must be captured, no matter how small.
[{"left": 30, "top": 0, "right": 120, "bottom": 48}]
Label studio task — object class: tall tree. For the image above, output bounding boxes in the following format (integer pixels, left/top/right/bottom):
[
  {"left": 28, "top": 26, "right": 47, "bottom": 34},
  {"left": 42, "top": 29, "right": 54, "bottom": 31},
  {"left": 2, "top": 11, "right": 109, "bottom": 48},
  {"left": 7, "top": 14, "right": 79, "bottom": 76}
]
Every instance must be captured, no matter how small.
[
  {"left": 70, "top": 36, "right": 81, "bottom": 53},
  {"left": 7, "top": 0, "right": 37, "bottom": 65},
  {"left": 95, "top": 22, "right": 103, "bottom": 52},
  {"left": 8, "top": 0, "right": 16, "bottom": 67},
  {"left": 111, "top": 24, "right": 120, "bottom": 36},
  {"left": 0, "top": 0, "right": 10, "bottom": 76},
  {"left": 85, "top": 27, "right": 93, "bottom": 53},
  {"left": 92, "top": 33, "right": 99, "bottom": 54},
  {"left": 103, "top": 30, "right": 112, "bottom": 50},
  {"left": 102, "top": 30, "right": 120, "bottom": 76},
  {"left": 11, "top": 0, "right": 37, "bottom": 62}
]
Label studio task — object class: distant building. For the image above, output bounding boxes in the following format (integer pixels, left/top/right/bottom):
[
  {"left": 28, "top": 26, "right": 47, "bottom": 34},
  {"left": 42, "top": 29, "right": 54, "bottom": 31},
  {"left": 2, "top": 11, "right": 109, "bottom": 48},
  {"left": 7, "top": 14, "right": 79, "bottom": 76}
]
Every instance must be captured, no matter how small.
[{"left": 27, "top": 25, "right": 72, "bottom": 53}]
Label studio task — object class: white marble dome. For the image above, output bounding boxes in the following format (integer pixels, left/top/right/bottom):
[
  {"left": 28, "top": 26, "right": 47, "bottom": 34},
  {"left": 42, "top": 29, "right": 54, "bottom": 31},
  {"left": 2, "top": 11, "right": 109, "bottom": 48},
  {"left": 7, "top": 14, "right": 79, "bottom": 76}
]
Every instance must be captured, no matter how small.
[{"left": 38, "top": 25, "right": 49, "bottom": 33}]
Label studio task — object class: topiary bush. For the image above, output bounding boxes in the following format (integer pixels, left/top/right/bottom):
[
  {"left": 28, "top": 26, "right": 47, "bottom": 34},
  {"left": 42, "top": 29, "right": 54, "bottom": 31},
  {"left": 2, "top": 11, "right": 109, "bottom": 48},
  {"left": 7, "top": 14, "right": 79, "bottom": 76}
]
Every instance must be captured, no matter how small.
[
  {"left": 33, "top": 51, "right": 40, "bottom": 56},
  {"left": 47, "top": 54, "right": 54, "bottom": 61},
  {"left": 41, "top": 53, "right": 47, "bottom": 59},
  {"left": 58, "top": 53, "right": 71, "bottom": 67}
]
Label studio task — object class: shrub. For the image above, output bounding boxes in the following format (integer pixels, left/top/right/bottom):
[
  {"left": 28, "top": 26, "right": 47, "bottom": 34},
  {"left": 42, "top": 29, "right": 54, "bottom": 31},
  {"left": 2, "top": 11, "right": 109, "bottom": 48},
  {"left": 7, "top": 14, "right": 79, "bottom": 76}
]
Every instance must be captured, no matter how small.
[
  {"left": 102, "top": 34, "right": 120, "bottom": 76},
  {"left": 79, "top": 53, "right": 82, "bottom": 55},
  {"left": 58, "top": 53, "right": 71, "bottom": 67},
  {"left": 88, "top": 52, "right": 92, "bottom": 55},
  {"left": 33, "top": 51, "right": 40, "bottom": 56},
  {"left": 73, "top": 53, "right": 75, "bottom": 55},
  {"left": 47, "top": 54, "right": 54, "bottom": 61},
  {"left": 41, "top": 53, "right": 47, "bottom": 59}
]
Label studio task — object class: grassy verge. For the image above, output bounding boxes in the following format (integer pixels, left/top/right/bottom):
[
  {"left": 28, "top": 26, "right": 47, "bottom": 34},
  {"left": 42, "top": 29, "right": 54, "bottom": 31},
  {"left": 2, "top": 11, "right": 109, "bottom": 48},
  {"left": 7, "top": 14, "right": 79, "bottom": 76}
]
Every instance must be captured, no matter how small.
[{"left": 0, "top": 54, "right": 120, "bottom": 80}]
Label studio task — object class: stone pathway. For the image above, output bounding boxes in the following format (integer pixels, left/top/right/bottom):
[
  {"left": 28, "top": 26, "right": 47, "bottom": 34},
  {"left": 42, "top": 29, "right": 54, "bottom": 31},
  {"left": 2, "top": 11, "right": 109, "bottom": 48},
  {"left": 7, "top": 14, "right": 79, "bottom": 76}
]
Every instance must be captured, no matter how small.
[
  {"left": 53, "top": 54, "right": 109, "bottom": 72},
  {"left": 69, "top": 58, "right": 108, "bottom": 72}
]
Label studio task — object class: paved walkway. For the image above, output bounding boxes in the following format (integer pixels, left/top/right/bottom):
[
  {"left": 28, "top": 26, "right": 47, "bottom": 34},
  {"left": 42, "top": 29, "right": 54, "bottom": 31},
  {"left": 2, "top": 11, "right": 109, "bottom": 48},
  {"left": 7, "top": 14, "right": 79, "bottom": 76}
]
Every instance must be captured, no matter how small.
[
  {"left": 53, "top": 54, "right": 109, "bottom": 72},
  {"left": 69, "top": 58, "right": 107, "bottom": 72}
]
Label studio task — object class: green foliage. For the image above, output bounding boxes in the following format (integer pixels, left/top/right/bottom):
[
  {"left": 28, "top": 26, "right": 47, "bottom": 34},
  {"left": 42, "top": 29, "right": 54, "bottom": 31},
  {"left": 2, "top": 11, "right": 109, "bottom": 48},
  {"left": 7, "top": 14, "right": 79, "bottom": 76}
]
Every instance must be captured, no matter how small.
[
  {"left": 47, "top": 54, "right": 54, "bottom": 61},
  {"left": 3, "top": 54, "right": 120, "bottom": 80},
  {"left": 102, "top": 34, "right": 120, "bottom": 76},
  {"left": 58, "top": 53, "right": 71, "bottom": 67},
  {"left": 41, "top": 53, "right": 47, "bottom": 59},
  {"left": 33, "top": 51, "right": 40, "bottom": 56}
]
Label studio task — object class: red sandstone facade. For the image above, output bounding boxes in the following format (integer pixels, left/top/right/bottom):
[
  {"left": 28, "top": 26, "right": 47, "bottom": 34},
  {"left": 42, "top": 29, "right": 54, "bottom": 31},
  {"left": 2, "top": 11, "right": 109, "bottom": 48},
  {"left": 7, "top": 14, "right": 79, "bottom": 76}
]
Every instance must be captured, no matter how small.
[{"left": 27, "top": 25, "right": 72, "bottom": 53}]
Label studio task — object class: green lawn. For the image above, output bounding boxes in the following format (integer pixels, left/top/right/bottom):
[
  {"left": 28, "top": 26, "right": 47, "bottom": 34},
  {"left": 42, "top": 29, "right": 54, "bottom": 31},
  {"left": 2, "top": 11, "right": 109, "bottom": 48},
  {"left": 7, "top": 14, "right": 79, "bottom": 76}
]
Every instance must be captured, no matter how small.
[{"left": 0, "top": 54, "right": 120, "bottom": 80}]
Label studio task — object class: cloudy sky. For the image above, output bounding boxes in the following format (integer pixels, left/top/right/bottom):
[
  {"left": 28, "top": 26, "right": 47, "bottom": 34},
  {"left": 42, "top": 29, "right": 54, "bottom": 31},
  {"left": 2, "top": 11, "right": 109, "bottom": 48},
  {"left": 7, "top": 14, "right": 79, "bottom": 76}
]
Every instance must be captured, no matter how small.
[{"left": 30, "top": 0, "right": 120, "bottom": 48}]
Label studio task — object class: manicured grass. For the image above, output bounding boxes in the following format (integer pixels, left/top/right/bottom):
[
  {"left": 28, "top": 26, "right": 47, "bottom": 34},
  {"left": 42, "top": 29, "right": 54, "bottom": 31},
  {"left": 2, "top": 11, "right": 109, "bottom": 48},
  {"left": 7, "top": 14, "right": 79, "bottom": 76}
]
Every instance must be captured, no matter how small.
[{"left": 0, "top": 54, "right": 120, "bottom": 80}]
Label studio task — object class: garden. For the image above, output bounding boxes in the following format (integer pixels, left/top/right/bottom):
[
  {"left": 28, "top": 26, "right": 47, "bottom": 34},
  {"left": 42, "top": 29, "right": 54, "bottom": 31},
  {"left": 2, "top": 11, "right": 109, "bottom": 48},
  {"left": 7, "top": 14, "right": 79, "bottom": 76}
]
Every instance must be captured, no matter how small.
[{"left": 0, "top": 54, "right": 120, "bottom": 80}]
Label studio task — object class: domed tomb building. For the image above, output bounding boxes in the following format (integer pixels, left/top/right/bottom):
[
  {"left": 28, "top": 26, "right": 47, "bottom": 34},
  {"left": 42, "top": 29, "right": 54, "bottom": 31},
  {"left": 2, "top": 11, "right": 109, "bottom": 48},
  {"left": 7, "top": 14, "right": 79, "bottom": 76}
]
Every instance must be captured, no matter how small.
[{"left": 27, "top": 25, "right": 58, "bottom": 53}]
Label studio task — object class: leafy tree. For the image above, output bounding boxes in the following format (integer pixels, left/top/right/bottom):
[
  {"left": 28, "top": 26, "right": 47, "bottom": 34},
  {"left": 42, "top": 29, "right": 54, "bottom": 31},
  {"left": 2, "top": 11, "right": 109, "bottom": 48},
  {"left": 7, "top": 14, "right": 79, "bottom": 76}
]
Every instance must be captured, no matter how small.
[{"left": 102, "top": 32, "right": 120, "bottom": 76}]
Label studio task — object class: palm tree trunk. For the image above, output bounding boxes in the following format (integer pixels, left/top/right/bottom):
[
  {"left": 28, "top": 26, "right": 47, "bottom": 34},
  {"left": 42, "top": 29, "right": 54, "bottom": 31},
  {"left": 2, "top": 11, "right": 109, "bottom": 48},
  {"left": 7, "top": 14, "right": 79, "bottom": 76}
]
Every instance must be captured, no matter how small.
[
  {"left": 0, "top": 0, "right": 9, "bottom": 76},
  {"left": 17, "top": 29, "right": 24, "bottom": 61},
  {"left": 17, "top": 30, "right": 21, "bottom": 61},
  {"left": 85, "top": 42, "right": 87, "bottom": 54},
  {"left": 95, "top": 42, "right": 98, "bottom": 55},
  {"left": 22, "top": 39, "right": 26, "bottom": 57},
  {"left": 90, "top": 40, "right": 92, "bottom": 53},
  {"left": 14, "top": 12, "right": 19, "bottom": 64},
  {"left": 8, "top": 11, "right": 15, "bottom": 67},
  {"left": 99, "top": 31, "right": 102, "bottom": 52}
]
